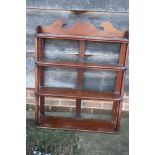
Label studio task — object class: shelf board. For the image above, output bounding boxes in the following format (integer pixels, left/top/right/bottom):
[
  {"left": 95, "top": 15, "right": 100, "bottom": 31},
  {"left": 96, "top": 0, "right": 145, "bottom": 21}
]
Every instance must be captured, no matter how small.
[
  {"left": 36, "top": 60, "right": 126, "bottom": 71},
  {"left": 36, "top": 33, "right": 128, "bottom": 43},
  {"left": 39, "top": 116, "right": 116, "bottom": 133},
  {"left": 37, "top": 87, "right": 122, "bottom": 101}
]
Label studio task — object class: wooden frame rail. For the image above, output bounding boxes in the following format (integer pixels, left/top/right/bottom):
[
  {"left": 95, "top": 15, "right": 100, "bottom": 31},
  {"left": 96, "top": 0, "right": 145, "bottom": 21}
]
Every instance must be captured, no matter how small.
[{"left": 35, "top": 19, "right": 129, "bottom": 133}]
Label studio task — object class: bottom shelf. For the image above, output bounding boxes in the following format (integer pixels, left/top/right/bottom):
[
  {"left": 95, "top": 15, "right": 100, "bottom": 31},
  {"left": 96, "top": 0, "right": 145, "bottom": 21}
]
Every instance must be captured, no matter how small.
[{"left": 38, "top": 116, "right": 117, "bottom": 133}]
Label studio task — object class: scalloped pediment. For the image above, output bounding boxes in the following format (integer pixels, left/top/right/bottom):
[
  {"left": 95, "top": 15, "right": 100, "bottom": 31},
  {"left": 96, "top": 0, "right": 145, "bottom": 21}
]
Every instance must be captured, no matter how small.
[{"left": 38, "top": 19, "right": 128, "bottom": 38}]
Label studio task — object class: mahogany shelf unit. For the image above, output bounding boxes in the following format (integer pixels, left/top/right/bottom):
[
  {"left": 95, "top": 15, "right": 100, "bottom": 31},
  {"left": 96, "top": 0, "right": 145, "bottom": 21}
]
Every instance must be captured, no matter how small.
[{"left": 35, "top": 19, "right": 129, "bottom": 133}]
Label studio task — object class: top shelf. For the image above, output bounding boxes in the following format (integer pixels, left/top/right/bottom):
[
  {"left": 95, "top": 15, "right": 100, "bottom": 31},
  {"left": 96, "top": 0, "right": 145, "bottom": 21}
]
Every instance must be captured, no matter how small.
[
  {"left": 36, "top": 33, "right": 128, "bottom": 43},
  {"left": 35, "top": 20, "right": 128, "bottom": 43}
]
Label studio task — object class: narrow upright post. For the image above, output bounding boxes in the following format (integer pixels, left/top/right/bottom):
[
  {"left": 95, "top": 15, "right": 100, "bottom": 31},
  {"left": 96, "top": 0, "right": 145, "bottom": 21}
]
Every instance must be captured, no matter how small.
[
  {"left": 76, "top": 40, "right": 85, "bottom": 118},
  {"left": 39, "top": 38, "right": 45, "bottom": 117},
  {"left": 35, "top": 37, "right": 39, "bottom": 125},
  {"left": 111, "top": 43, "right": 128, "bottom": 131},
  {"left": 115, "top": 45, "right": 129, "bottom": 131}
]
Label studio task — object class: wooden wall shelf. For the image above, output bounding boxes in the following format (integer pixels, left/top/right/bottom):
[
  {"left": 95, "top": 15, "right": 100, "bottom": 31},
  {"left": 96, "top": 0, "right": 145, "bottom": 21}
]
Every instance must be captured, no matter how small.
[{"left": 35, "top": 19, "right": 129, "bottom": 133}]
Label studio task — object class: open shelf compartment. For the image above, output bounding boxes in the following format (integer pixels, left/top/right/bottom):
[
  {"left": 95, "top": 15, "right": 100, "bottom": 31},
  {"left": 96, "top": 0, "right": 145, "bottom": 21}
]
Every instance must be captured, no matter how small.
[{"left": 38, "top": 116, "right": 116, "bottom": 133}]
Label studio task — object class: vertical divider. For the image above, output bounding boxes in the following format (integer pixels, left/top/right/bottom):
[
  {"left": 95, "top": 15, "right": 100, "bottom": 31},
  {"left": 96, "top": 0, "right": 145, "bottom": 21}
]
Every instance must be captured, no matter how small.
[
  {"left": 35, "top": 37, "right": 39, "bottom": 125},
  {"left": 75, "top": 40, "right": 86, "bottom": 118},
  {"left": 40, "top": 38, "right": 45, "bottom": 117}
]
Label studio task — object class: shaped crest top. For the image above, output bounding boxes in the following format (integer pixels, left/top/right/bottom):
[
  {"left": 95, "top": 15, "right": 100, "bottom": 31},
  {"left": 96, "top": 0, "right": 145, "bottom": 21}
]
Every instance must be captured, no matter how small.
[{"left": 36, "top": 19, "right": 128, "bottom": 38}]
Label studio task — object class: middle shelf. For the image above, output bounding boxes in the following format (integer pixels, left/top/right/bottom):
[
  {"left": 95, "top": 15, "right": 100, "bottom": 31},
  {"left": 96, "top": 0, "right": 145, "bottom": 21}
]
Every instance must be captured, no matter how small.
[
  {"left": 36, "top": 87, "right": 123, "bottom": 101},
  {"left": 36, "top": 60, "right": 126, "bottom": 71}
]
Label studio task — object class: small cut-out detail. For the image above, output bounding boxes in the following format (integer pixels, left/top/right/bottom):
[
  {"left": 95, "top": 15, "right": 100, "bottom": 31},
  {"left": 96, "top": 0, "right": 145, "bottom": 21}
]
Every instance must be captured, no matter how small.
[{"left": 37, "top": 19, "right": 128, "bottom": 38}]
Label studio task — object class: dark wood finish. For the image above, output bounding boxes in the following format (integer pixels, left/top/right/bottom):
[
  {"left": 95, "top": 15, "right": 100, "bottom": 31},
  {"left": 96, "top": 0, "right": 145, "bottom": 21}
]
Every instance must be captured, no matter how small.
[
  {"left": 115, "top": 44, "right": 129, "bottom": 130},
  {"left": 37, "top": 19, "right": 127, "bottom": 38},
  {"left": 112, "top": 43, "right": 128, "bottom": 131},
  {"left": 35, "top": 20, "right": 129, "bottom": 133},
  {"left": 37, "top": 87, "right": 123, "bottom": 101},
  {"left": 36, "top": 33, "right": 128, "bottom": 43},
  {"left": 39, "top": 38, "right": 45, "bottom": 117},
  {"left": 39, "top": 116, "right": 116, "bottom": 133},
  {"left": 111, "top": 102, "right": 118, "bottom": 122},
  {"left": 36, "top": 60, "right": 126, "bottom": 71},
  {"left": 34, "top": 36, "right": 39, "bottom": 125},
  {"left": 76, "top": 40, "right": 85, "bottom": 118},
  {"left": 76, "top": 99, "right": 81, "bottom": 118},
  {"left": 115, "top": 43, "right": 128, "bottom": 92}
]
